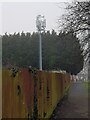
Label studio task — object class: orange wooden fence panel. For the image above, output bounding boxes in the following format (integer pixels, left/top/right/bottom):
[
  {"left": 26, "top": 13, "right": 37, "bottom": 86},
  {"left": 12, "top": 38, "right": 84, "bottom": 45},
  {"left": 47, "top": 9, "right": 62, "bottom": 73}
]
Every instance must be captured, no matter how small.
[{"left": 2, "top": 69, "right": 71, "bottom": 119}]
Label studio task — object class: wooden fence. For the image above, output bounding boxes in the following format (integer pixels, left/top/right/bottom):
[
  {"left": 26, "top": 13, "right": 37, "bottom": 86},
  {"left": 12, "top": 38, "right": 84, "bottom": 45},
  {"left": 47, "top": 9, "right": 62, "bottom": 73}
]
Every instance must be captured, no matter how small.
[{"left": 2, "top": 68, "right": 71, "bottom": 119}]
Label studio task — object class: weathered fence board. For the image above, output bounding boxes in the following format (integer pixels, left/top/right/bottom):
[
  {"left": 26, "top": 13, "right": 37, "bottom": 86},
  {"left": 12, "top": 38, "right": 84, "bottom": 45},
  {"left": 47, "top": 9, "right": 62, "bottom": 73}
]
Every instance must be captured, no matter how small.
[{"left": 2, "top": 69, "right": 71, "bottom": 119}]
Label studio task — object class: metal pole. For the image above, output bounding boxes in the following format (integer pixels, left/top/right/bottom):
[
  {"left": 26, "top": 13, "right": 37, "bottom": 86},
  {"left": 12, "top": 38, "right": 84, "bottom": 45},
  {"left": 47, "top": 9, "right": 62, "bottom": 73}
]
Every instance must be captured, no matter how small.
[
  {"left": 39, "top": 31, "right": 42, "bottom": 70},
  {"left": 36, "top": 15, "right": 46, "bottom": 70}
]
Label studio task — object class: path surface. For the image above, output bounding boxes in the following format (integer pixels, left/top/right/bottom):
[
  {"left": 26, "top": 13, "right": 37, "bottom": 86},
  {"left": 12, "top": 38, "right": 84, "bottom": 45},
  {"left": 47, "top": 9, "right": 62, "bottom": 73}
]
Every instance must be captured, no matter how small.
[{"left": 50, "top": 80, "right": 88, "bottom": 119}]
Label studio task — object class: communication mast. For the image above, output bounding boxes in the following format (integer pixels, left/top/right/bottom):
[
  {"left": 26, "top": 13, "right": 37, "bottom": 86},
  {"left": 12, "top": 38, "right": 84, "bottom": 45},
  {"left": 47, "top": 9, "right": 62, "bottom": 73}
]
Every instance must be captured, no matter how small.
[{"left": 36, "top": 15, "right": 46, "bottom": 70}]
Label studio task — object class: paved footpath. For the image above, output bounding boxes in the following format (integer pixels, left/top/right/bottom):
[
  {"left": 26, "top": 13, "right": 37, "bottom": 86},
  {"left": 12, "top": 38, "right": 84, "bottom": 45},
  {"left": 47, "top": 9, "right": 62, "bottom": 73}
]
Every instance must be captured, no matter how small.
[{"left": 50, "top": 80, "right": 88, "bottom": 119}]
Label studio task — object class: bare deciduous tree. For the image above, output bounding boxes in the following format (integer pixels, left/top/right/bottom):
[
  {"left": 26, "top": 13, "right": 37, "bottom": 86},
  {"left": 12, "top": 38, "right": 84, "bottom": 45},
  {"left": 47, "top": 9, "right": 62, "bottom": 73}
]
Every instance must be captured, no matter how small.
[{"left": 58, "top": 1, "right": 90, "bottom": 81}]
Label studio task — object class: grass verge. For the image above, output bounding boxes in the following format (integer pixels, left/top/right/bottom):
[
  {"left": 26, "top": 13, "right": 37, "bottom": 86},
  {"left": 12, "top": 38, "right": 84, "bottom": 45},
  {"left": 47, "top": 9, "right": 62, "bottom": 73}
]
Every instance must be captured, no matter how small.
[{"left": 83, "top": 80, "right": 90, "bottom": 93}]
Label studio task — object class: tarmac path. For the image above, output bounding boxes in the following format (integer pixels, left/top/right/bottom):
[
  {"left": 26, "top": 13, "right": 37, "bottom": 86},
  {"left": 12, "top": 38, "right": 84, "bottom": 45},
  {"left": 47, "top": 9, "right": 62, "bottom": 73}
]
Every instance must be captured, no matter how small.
[{"left": 50, "top": 80, "right": 88, "bottom": 119}]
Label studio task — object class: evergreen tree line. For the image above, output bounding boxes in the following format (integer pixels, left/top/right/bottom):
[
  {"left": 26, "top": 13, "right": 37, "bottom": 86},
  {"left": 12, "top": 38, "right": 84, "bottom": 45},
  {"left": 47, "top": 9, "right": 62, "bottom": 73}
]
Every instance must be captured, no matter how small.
[{"left": 2, "top": 30, "right": 84, "bottom": 75}]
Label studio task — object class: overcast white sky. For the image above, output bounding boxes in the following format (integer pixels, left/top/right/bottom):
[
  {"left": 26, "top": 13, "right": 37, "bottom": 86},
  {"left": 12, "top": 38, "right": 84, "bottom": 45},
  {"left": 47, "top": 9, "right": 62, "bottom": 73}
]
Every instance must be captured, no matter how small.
[{"left": 0, "top": 0, "right": 74, "bottom": 35}]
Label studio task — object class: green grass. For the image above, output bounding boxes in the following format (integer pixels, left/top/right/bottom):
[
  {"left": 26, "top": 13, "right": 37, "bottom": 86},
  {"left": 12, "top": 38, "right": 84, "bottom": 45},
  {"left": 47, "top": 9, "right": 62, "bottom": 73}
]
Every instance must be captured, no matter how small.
[{"left": 83, "top": 81, "right": 90, "bottom": 92}]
